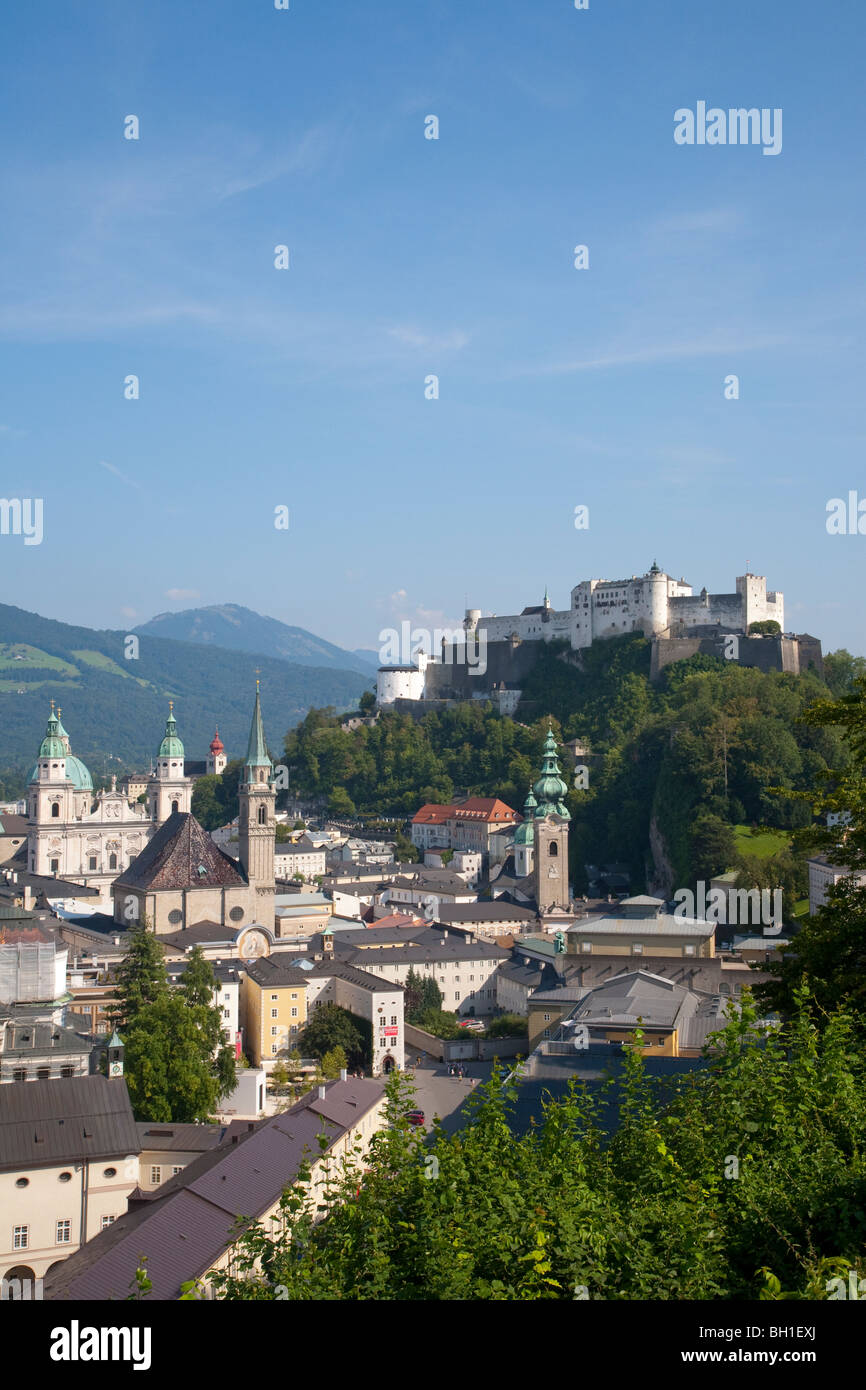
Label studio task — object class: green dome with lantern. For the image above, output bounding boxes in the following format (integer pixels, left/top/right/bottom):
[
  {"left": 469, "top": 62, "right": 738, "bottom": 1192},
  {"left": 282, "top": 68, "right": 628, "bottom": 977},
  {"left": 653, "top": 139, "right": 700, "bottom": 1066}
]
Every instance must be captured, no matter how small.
[
  {"left": 28, "top": 703, "right": 93, "bottom": 790},
  {"left": 531, "top": 727, "right": 571, "bottom": 820},
  {"left": 158, "top": 703, "right": 185, "bottom": 758},
  {"left": 513, "top": 787, "right": 537, "bottom": 845}
]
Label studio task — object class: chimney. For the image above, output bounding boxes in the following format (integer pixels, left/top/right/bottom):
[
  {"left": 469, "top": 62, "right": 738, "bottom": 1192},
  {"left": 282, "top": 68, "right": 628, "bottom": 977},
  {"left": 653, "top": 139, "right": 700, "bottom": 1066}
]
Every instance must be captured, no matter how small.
[
  {"left": 340, "top": 1067, "right": 347, "bottom": 1082},
  {"left": 318, "top": 1084, "right": 326, "bottom": 1099}
]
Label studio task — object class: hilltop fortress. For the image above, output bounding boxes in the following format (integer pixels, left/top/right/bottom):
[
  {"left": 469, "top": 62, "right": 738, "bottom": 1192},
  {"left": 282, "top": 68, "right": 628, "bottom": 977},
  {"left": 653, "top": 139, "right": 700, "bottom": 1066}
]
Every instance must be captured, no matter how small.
[{"left": 377, "top": 563, "right": 822, "bottom": 710}]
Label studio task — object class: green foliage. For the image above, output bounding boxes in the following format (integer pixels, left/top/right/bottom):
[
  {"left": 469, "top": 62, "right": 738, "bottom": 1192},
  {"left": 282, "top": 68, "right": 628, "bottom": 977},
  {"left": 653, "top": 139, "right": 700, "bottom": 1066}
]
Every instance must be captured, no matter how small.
[
  {"left": 410, "top": 1008, "right": 463, "bottom": 1039},
  {"left": 191, "top": 759, "right": 244, "bottom": 831},
  {"left": 108, "top": 921, "right": 168, "bottom": 1028},
  {"left": 484, "top": 1013, "right": 528, "bottom": 1038},
  {"left": 113, "top": 940, "right": 235, "bottom": 1121},
  {"left": 358, "top": 690, "right": 377, "bottom": 715},
  {"left": 204, "top": 997, "right": 866, "bottom": 1301},
  {"left": 321, "top": 1046, "right": 349, "bottom": 1079},
  {"left": 299, "top": 1003, "right": 371, "bottom": 1070},
  {"left": 689, "top": 814, "right": 736, "bottom": 881},
  {"left": 748, "top": 620, "right": 782, "bottom": 635},
  {"left": 403, "top": 967, "right": 443, "bottom": 1022}
]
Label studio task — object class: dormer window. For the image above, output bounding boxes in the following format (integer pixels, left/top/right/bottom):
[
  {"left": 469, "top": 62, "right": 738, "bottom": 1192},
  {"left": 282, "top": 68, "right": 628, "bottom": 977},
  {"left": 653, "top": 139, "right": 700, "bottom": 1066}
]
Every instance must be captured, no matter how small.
[{"left": 197, "top": 864, "right": 208, "bottom": 877}]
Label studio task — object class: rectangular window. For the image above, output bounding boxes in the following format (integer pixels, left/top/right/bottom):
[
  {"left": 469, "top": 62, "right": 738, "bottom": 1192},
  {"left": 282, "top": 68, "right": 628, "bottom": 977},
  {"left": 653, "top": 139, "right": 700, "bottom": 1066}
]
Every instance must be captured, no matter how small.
[
  {"left": 150, "top": 1166, "right": 161, "bottom": 1185},
  {"left": 172, "top": 1166, "right": 182, "bottom": 1176},
  {"left": 543, "top": 1012, "right": 551, "bottom": 1022},
  {"left": 271, "top": 994, "right": 279, "bottom": 1002},
  {"left": 390, "top": 1015, "right": 397, "bottom": 1026},
  {"left": 101, "top": 1215, "right": 115, "bottom": 1230},
  {"left": 271, "top": 1008, "right": 279, "bottom": 1018},
  {"left": 684, "top": 944, "right": 696, "bottom": 957},
  {"left": 632, "top": 943, "right": 643, "bottom": 955},
  {"left": 56, "top": 1220, "right": 71, "bottom": 1244},
  {"left": 291, "top": 1007, "right": 298, "bottom": 1018},
  {"left": 270, "top": 1026, "right": 278, "bottom": 1036},
  {"left": 88, "top": 856, "right": 97, "bottom": 870},
  {"left": 543, "top": 1029, "right": 550, "bottom": 1039},
  {"left": 581, "top": 942, "right": 592, "bottom": 954},
  {"left": 223, "top": 1009, "right": 230, "bottom": 1019},
  {"left": 272, "top": 1043, "right": 278, "bottom": 1054},
  {"left": 455, "top": 992, "right": 460, "bottom": 1001},
  {"left": 13, "top": 1226, "right": 28, "bottom": 1250},
  {"left": 291, "top": 992, "right": 298, "bottom": 1000}
]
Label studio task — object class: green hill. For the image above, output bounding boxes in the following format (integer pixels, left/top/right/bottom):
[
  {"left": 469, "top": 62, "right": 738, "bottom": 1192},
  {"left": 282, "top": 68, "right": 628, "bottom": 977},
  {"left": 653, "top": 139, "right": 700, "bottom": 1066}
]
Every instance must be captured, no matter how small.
[{"left": 0, "top": 603, "right": 371, "bottom": 790}]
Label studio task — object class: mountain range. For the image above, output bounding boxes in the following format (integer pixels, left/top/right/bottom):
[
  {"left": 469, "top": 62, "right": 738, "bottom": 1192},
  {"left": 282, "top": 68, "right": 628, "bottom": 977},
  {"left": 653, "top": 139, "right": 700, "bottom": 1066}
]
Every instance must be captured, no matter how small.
[
  {"left": 0, "top": 602, "right": 372, "bottom": 781},
  {"left": 135, "top": 604, "right": 378, "bottom": 675}
]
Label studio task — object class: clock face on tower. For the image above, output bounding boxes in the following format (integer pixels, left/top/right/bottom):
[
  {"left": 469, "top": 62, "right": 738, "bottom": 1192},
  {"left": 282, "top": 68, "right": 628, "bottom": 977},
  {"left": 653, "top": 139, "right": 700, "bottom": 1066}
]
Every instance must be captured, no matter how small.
[
  {"left": 548, "top": 867, "right": 559, "bottom": 878},
  {"left": 109, "top": 1061, "right": 123, "bottom": 1077}
]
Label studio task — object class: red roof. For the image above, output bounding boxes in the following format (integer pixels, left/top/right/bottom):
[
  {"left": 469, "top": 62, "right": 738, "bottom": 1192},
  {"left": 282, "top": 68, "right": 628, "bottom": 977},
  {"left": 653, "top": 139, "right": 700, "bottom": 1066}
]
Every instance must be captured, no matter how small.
[
  {"left": 209, "top": 728, "right": 224, "bottom": 754},
  {"left": 412, "top": 798, "right": 518, "bottom": 825}
]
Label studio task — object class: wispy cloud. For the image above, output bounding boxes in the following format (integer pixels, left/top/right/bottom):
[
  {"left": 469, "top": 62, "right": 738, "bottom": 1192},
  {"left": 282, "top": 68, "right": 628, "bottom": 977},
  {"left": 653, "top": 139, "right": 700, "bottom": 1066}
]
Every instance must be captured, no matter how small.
[
  {"left": 164, "top": 589, "right": 200, "bottom": 602},
  {"left": 386, "top": 324, "right": 469, "bottom": 352},
  {"left": 99, "top": 459, "right": 142, "bottom": 490},
  {"left": 518, "top": 334, "right": 793, "bottom": 376}
]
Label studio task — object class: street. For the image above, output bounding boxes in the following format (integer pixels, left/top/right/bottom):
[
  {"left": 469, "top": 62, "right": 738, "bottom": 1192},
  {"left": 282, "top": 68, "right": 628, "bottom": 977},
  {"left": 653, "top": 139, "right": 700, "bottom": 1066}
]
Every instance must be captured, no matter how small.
[{"left": 402, "top": 1056, "right": 496, "bottom": 1136}]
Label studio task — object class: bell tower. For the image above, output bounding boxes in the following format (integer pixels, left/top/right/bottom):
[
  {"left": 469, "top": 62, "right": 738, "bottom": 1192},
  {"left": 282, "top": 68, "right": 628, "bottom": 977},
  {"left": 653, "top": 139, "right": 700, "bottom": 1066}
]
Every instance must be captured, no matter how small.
[
  {"left": 238, "top": 679, "right": 275, "bottom": 894},
  {"left": 531, "top": 726, "right": 571, "bottom": 914},
  {"left": 149, "top": 703, "right": 192, "bottom": 824}
]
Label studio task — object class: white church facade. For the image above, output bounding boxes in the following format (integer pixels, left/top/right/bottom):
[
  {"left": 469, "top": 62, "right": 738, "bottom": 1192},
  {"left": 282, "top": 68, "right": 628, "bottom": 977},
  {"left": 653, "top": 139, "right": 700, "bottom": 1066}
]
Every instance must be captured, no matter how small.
[{"left": 24, "top": 703, "right": 223, "bottom": 903}]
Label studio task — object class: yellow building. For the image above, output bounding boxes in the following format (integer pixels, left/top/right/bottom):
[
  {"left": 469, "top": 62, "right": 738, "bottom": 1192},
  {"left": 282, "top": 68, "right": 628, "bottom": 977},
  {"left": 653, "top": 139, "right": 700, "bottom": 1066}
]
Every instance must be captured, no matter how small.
[{"left": 241, "top": 957, "right": 309, "bottom": 1066}]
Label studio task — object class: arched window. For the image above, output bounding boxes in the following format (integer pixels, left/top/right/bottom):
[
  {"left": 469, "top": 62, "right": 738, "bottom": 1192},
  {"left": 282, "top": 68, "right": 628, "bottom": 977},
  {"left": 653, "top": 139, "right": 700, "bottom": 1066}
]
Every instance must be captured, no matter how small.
[
  {"left": 548, "top": 841, "right": 558, "bottom": 857},
  {"left": 109, "top": 853, "right": 118, "bottom": 871},
  {"left": 171, "top": 800, "right": 179, "bottom": 815},
  {"left": 258, "top": 806, "right": 267, "bottom": 825},
  {"left": 51, "top": 803, "right": 60, "bottom": 818}
]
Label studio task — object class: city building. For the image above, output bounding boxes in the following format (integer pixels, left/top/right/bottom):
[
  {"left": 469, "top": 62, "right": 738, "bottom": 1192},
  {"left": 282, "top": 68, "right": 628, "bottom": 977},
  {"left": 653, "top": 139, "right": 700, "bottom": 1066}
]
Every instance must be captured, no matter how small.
[
  {"left": 43, "top": 1076, "right": 388, "bottom": 1302},
  {"left": 0, "top": 1073, "right": 140, "bottom": 1287},
  {"left": 565, "top": 896, "right": 716, "bottom": 958}
]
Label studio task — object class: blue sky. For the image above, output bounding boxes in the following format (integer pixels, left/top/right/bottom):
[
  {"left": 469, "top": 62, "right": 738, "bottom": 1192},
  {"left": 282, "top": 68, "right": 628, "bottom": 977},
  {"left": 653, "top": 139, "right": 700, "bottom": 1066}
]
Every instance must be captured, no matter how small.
[{"left": 1, "top": 0, "right": 864, "bottom": 656}]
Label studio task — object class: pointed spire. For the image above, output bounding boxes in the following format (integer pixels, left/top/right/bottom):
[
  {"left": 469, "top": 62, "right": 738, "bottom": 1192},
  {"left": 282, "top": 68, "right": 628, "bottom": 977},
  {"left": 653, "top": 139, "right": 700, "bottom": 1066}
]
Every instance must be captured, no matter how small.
[
  {"left": 244, "top": 684, "right": 272, "bottom": 771},
  {"left": 158, "top": 702, "right": 184, "bottom": 758}
]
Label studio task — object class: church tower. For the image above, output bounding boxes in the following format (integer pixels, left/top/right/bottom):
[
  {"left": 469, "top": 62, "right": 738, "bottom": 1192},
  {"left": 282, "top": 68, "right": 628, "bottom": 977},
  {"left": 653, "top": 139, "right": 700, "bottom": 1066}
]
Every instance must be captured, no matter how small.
[
  {"left": 238, "top": 682, "right": 275, "bottom": 894},
  {"left": 206, "top": 728, "right": 227, "bottom": 777},
  {"left": 513, "top": 786, "right": 537, "bottom": 878},
  {"left": 532, "top": 726, "right": 571, "bottom": 914},
  {"left": 149, "top": 703, "right": 192, "bottom": 824}
]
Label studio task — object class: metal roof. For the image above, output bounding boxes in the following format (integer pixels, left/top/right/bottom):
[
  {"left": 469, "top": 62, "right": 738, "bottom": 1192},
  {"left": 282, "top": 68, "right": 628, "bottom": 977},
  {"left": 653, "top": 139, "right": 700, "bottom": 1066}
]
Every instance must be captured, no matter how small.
[{"left": 0, "top": 1075, "right": 140, "bottom": 1171}]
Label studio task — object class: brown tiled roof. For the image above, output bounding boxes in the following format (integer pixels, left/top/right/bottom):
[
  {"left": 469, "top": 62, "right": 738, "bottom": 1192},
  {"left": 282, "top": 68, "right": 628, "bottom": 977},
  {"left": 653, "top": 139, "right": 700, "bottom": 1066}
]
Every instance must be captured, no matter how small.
[{"left": 114, "top": 812, "right": 247, "bottom": 892}]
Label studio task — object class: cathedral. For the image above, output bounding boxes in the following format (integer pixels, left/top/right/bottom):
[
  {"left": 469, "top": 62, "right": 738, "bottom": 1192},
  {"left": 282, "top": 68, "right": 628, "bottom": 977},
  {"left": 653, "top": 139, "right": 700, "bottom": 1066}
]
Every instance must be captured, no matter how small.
[{"left": 24, "top": 700, "right": 228, "bottom": 904}]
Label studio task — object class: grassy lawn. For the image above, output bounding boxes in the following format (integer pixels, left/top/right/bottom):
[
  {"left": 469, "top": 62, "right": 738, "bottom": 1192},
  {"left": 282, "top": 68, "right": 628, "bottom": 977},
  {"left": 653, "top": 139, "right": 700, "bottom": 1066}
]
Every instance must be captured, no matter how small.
[
  {"left": 0, "top": 643, "right": 77, "bottom": 675},
  {"left": 733, "top": 824, "right": 791, "bottom": 859}
]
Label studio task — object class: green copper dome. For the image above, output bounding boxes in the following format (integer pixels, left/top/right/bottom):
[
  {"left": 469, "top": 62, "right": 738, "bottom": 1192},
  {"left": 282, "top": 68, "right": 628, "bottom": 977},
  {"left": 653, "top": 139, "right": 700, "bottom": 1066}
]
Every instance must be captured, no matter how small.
[
  {"left": 28, "top": 705, "right": 92, "bottom": 789},
  {"left": 532, "top": 727, "right": 571, "bottom": 820},
  {"left": 158, "top": 705, "right": 185, "bottom": 758},
  {"left": 513, "top": 787, "right": 537, "bottom": 845}
]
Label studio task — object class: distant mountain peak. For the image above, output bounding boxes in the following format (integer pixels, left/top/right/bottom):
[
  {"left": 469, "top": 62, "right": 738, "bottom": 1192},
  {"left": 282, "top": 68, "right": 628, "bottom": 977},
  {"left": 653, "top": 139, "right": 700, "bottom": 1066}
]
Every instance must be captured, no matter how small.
[{"left": 135, "top": 604, "right": 376, "bottom": 677}]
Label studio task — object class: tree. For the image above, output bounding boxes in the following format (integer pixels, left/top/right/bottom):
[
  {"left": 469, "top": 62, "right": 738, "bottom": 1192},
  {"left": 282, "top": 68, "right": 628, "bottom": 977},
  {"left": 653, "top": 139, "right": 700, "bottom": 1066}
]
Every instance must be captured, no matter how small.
[
  {"left": 328, "top": 786, "right": 356, "bottom": 818},
  {"left": 321, "top": 1046, "right": 349, "bottom": 1079},
  {"left": 748, "top": 620, "right": 782, "bottom": 635},
  {"left": 108, "top": 921, "right": 168, "bottom": 1029},
  {"left": 359, "top": 690, "right": 377, "bottom": 715},
  {"left": 688, "top": 813, "right": 736, "bottom": 882},
  {"left": 123, "top": 992, "right": 230, "bottom": 1122},
  {"left": 299, "top": 1003, "right": 371, "bottom": 1070},
  {"left": 178, "top": 947, "right": 238, "bottom": 1098}
]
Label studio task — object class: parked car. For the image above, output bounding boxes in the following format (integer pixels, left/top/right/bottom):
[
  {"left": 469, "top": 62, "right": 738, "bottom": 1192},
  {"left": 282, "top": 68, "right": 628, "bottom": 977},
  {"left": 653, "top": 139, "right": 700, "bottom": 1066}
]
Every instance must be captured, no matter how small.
[{"left": 405, "top": 1109, "right": 425, "bottom": 1126}]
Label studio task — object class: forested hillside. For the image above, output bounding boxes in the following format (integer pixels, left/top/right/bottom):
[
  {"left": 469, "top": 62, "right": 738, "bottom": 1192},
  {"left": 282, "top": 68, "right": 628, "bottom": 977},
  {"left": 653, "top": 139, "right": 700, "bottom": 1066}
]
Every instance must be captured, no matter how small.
[{"left": 283, "top": 637, "right": 860, "bottom": 894}]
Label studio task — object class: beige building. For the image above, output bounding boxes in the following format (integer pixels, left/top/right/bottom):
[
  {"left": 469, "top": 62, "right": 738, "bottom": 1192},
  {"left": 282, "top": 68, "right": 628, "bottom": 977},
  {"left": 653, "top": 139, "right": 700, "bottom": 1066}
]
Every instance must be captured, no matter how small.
[
  {"left": 45, "top": 1077, "right": 388, "bottom": 1301},
  {"left": 0, "top": 1074, "right": 140, "bottom": 1288},
  {"left": 566, "top": 896, "right": 716, "bottom": 959}
]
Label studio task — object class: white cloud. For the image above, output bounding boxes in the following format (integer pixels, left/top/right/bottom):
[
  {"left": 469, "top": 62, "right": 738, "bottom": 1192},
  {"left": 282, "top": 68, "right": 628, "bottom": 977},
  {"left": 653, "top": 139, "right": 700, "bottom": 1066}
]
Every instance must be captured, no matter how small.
[
  {"left": 164, "top": 588, "right": 200, "bottom": 602},
  {"left": 120, "top": 606, "right": 138, "bottom": 619}
]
